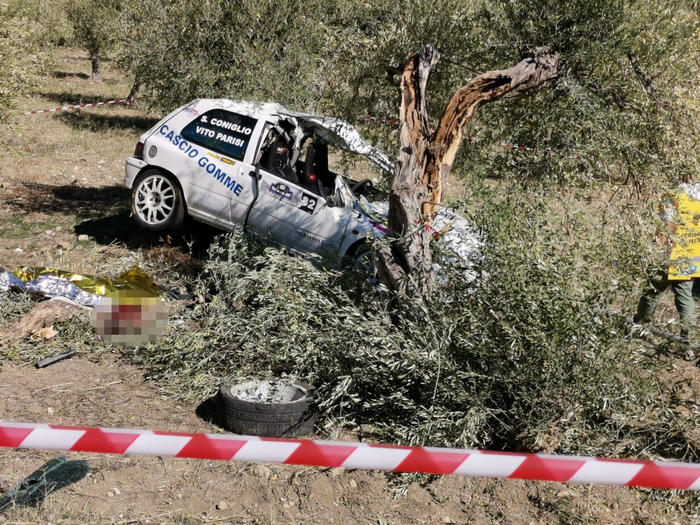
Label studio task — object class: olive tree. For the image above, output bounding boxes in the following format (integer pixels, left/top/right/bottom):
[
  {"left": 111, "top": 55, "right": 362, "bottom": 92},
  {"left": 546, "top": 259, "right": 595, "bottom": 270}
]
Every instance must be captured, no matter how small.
[
  {"left": 0, "top": 1, "right": 51, "bottom": 124},
  {"left": 115, "top": 0, "right": 698, "bottom": 292},
  {"left": 67, "top": 0, "right": 121, "bottom": 83},
  {"left": 375, "top": 46, "right": 560, "bottom": 292}
]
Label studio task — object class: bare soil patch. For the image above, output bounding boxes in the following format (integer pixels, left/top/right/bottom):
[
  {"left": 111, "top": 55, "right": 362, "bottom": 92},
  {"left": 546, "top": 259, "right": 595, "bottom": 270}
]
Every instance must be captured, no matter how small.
[
  {"left": 0, "top": 47, "right": 697, "bottom": 524},
  {"left": 0, "top": 358, "right": 686, "bottom": 524}
]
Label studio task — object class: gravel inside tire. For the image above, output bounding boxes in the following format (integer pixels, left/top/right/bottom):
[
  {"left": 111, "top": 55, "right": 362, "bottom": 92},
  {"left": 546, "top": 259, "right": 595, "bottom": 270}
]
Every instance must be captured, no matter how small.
[{"left": 217, "top": 381, "right": 317, "bottom": 437}]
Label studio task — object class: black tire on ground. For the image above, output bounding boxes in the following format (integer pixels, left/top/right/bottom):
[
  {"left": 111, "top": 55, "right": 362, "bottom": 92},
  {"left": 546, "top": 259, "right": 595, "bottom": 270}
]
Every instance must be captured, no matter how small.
[
  {"left": 217, "top": 382, "right": 317, "bottom": 437},
  {"left": 131, "top": 169, "right": 185, "bottom": 231}
]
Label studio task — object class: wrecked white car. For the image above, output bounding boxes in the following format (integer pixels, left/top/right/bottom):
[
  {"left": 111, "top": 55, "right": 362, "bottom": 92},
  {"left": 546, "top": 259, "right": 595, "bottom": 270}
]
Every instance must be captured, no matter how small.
[{"left": 124, "top": 99, "right": 482, "bottom": 272}]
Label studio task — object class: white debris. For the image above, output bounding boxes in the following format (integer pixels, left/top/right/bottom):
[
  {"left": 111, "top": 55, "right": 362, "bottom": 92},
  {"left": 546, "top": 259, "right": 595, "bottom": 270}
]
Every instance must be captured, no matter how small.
[
  {"left": 678, "top": 183, "right": 700, "bottom": 201},
  {"left": 229, "top": 380, "right": 304, "bottom": 404},
  {"left": 368, "top": 201, "right": 485, "bottom": 283}
]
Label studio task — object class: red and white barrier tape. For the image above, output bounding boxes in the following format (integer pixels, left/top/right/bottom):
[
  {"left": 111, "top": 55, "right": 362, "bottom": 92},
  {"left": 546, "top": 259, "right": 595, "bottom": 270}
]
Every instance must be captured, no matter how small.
[
  {"left": 1, "top": 421, "right": 698, "bottom": 490},
  {"left": 24, "top": 97, "right": 141, "bottom": 116}
]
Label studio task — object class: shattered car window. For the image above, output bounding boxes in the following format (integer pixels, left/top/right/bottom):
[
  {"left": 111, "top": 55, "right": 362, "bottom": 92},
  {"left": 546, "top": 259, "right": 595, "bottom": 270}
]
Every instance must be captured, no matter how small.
[{"left": 181, "top": 109, "right": 257, "bottom": 161}]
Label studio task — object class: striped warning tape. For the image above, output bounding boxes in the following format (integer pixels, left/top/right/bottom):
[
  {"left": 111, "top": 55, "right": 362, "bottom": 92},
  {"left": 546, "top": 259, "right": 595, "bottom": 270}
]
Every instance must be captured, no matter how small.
[
  {"left": 24, "top": 97, "right": 141, "bottom": 116},
  {"left": 1, "top": 421, "right": 698, "bottom": 490}
]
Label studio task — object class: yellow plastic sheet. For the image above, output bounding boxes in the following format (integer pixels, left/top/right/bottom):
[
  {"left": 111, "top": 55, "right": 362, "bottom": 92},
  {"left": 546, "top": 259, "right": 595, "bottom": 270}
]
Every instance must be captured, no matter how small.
[
  {"left": 668, "top": 192, "right": 700, "bottom": 280},
  {"left": 13, "top": 265, "right": 161, "bottom": 297}
]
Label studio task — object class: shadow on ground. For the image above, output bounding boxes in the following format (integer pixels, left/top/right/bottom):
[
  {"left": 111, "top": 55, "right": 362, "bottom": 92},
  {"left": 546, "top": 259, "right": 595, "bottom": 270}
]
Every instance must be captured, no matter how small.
[
  {"left": 51, "top": 71, "right": 89, "bottom": 80},
  {"left": 35, "top": 91, "right": 128, "bottom": 106},
  {"left": 195, "top": 396, "right": 223, "bottom": 428},
  {"left": 4, "top": 182, "right": 221, "bottom": 255},
  {"left": 74, "top": 212, "right": 221, "bottom": 256},
  {"left": 5, "top": 182, "right": 129, "bottom": 216},
  {"left": 57, "top": 111, "right": 158, "bottom": 133}
]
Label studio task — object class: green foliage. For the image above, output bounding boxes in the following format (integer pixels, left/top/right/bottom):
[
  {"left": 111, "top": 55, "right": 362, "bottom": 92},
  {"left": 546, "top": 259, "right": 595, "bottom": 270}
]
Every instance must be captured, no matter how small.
[
  {"left": 0, "top": 0, "right": 51, "bottom": 125},
  {"left": 135, "top": 184, "right": 698, "bottom": 461},
  {"left": 66, "top": 0, "right": 121, "bottom": 57},
  {"left": 0, "top": 291, "right": 34, "bottom": 331},
  {"left": 116, "top": 0, "right": 698, "bottom": 186},
  {"left": 119, "top": 0, "right": 349, "bottom": 111},
  {"left": 457, "top": 0, "right": 700, "bottom": 186}
]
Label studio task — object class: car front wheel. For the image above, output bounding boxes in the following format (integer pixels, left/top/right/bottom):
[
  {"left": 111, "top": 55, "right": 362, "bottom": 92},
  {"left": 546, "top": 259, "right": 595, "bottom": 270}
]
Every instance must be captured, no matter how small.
[{"left": 131, "top": 169, "right": 185, "bottom": 231}]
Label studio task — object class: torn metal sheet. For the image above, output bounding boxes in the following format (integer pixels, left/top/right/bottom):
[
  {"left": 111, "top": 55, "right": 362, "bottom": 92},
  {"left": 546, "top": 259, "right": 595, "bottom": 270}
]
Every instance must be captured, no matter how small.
[
  {"left": 281, "top": 113, "right": 395, "bottom": 174},
  {"left": 365, "top": 201, "right": 485, "bottom": 283}
]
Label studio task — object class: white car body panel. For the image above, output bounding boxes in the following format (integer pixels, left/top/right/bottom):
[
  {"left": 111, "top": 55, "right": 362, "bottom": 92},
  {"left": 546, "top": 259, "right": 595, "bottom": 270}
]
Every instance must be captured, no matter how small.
[
  {"left": 124, "top": 98, "right": 482, "bottom": 271},
  {"left": 125, "top": 98, "right": 389, "bottom": 257}
]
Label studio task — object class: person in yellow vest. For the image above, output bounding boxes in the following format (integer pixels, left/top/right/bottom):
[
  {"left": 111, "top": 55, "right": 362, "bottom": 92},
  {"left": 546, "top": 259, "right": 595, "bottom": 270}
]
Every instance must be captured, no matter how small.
[{"left": 633, "top": 184, "right": 700, "bottom": 344}]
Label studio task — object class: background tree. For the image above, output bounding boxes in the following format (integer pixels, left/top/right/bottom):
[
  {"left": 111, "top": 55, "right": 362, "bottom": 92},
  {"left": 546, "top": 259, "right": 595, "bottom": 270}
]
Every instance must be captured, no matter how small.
[
  {"left": 0, "top": 1, "right": 51, "bottom": 125},
  {"left": 118, "top": 0, "right": 346, "bottom": 111},
  {"left": 115, "top": 0, "right": 698, "bottom": 290},
  {"left": 67, "top": 0, "right": 121, "bottom": 83}
]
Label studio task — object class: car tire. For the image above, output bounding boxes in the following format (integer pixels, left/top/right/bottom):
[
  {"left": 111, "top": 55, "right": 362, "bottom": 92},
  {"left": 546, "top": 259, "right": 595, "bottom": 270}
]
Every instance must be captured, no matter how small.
[
  {"left": 217, "top": 381, "right": 317, "bottom": 437},
  {"left": 351, "top": 179, "right": 374, "bottom": 196},
  {"left": 347, "top": 241, "right": 376, "bottom": 275},
  {"left": 131, "top": 169, "right": 185, "bottom": 231}
]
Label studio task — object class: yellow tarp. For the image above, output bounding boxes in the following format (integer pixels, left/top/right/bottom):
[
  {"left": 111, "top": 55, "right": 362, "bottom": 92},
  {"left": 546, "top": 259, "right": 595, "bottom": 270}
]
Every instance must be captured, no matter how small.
[
  {"left": 668, "top": 192, "right": 700, "bottom": 280},
  {"left": 13, "top": 265, "right": 161, "bottom": 296}
]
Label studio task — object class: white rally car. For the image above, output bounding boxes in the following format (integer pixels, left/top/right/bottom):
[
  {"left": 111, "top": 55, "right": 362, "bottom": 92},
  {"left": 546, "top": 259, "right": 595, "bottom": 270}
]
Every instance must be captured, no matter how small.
[{"left": 124, "top": 99, "right": 482, "bottom": 272}]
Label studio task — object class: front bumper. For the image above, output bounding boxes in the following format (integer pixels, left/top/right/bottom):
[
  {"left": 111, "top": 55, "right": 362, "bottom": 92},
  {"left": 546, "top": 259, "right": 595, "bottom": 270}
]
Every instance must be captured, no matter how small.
[{"left": 124, "top": 157, "right": 147, "bottom": 189}]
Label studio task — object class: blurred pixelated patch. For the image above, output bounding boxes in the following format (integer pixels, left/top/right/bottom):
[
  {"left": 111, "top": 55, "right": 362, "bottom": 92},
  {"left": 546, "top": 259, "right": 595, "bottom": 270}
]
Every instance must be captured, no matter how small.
[
  {"left": 91, "top": 290, "right": 167, "bottom": 346},
  {"left": 8, "top": 265, "right": 167, "bottom": 345}
]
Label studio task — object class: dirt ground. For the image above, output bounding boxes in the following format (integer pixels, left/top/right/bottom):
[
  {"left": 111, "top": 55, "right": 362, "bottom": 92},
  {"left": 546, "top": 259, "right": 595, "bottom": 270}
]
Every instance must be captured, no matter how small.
[
  {"left": 0, "top": 358, "right": 689, "bottom": 524},
  {"left": 0, "top": 48, "right": 697, "bottom": 524}
]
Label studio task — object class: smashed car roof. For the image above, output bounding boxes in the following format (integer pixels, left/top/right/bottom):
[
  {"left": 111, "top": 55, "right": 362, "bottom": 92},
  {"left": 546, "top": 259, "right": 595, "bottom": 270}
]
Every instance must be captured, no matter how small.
[{"left": 196, "top": 99, "right": 395, "bottom": 174}]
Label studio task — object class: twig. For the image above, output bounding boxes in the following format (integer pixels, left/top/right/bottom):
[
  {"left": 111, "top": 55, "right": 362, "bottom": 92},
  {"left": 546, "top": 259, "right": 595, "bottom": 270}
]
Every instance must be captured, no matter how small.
[
  {"left": 112, "top": 510, "right": 177, "bottom": 524},
  {"left": 32, "top": 382, "right": 74, "bottom": 393},
  {"left": 76, "top": 380, "right": 123, "bottom": 392}
]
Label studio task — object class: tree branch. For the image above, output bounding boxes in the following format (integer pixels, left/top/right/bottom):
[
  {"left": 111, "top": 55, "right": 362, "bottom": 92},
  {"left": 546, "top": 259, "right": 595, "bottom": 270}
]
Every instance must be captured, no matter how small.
[{"left": 377, "top": 46, "right": 560, "bottom": 294}]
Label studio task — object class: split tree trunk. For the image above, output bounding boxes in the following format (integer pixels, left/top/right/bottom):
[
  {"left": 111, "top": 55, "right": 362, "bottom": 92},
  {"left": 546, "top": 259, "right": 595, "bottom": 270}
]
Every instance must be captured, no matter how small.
[
  {"left": 90, "top": 54, "right": 103, "bottom": 83},
  {"left": 375, "top": 45, "right": 560, "bottom": 294}
]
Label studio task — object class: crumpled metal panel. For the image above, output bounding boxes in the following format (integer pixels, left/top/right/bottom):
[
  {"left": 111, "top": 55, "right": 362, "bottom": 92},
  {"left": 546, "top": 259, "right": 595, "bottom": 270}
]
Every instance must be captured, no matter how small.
[{"left": 366, "top": 201, "right": 485, "bottom": 283}]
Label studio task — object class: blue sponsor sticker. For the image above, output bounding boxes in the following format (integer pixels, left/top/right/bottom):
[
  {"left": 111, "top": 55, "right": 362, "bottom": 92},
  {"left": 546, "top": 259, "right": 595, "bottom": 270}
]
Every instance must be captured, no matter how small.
[{"left": 159, "top": 124, "right": 244, "bottom": 196}]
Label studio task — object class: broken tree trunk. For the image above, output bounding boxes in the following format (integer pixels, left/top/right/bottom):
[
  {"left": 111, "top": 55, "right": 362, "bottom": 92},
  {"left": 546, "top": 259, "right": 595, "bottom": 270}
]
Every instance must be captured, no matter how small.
[{"left": 375, "top": 45, "right": 560, "bottom": 294}]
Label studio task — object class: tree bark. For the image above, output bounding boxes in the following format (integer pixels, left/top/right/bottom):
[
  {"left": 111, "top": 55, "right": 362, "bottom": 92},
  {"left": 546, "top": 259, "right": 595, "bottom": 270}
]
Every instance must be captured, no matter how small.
[
  {"left": 127, "top": 80, "right": 141, "bottom": 103},
  {"left": 376, "top": 46, "right": 560, "bottom": 294},
  {"left": 90, "top": 54, "right": 103, "bottom": 83}
]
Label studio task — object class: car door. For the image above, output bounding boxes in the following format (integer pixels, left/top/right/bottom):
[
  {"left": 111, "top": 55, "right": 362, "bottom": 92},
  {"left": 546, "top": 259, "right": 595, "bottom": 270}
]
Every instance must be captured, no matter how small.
[
  {"left": 247, "top": 167, "right": 348, "bottom": 255},
  {"left": 177, "top": 108, "right": 259, "bottom": 227}
]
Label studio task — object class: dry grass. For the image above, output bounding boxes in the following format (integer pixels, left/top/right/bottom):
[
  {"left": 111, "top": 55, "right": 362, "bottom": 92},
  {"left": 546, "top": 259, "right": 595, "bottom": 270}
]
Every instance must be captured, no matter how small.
[
  {"left": 0, "top": 45, "right": 698, "bottom": 524},
  {"left": 0, "top": 47, "right": 206, "bottom": 289}
]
